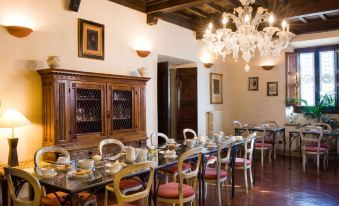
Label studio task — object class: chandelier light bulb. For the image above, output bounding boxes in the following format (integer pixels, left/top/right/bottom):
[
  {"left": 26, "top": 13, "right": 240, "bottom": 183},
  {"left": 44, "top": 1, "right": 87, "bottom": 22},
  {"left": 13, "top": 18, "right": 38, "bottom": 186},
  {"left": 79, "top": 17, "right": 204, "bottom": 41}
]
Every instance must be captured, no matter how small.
[
  {"left": 268, "top": 15, "right": 274, "bottom": 26},
  {"left": 205, "top": 28, "right": 211, "bottom": 35},
  {"left": 244, "top": 15, "right": 250, "bottom": 23},
  {"left": 282, "top": 20, "right": 287, "bottom": 31},
  {"left": 208, "top": 22, "right": 213, "bottom": 30},
  {"left": 222, "top": 17, "right": 228, "bottom": 25}
]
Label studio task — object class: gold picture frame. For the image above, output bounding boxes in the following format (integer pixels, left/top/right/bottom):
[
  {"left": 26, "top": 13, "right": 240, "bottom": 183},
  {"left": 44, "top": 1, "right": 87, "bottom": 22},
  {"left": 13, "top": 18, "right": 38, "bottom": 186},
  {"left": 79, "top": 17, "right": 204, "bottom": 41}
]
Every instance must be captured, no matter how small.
[
  {"left": 78, "top": 19, "right": 104, "bottom": 60},
  {"left": 210, "top": 73, "right": 223, "bottom": 104}
]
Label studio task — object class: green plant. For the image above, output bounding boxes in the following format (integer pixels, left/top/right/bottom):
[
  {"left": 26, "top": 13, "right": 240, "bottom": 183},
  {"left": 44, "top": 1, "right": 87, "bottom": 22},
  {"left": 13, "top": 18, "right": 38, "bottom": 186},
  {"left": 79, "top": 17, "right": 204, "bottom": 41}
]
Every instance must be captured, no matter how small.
[{"left": 303, "top": 94, "right": 335, "bottom": 122}]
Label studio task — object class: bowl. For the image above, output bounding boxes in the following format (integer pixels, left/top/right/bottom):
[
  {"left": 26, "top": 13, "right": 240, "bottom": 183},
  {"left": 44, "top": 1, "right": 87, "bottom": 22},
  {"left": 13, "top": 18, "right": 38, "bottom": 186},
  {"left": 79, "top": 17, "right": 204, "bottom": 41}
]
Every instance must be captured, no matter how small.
[
  {"left": 40, "top": 167, "right": 56, "bottom": 177},
  {"left": 185, "top": 139, "right": 196, "bottom": 149},
  {"left": 78, "top": 159, "right": 94, "bottom": 170},
  {"left": 105, "top": 162, "right": 123, "bottom": 174}
]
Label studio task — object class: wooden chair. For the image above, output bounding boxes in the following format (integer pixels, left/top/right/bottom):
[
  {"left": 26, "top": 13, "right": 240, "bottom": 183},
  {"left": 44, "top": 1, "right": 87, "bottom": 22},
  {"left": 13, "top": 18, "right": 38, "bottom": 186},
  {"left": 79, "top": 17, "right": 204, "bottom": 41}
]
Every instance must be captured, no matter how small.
[
  {"left": 110, "top": 162, "right": 155, "bottom": 206},
  {"left": 299, "top": 126, "right": 328, "bottom": 173},
  {"left": 99, "top": 139, "right": 143, "bottom": 206},
  {"left": 311, "top": 122, "right": 331, "bottom": 166},
  {"left": 4, "top": 167, "right": 42, "bottom": 206},
  {"left": 149, "top": 132, "right": 169, "bottom": 148},
  {"left": 183, "top": 128, "right": 197, "bottom": 140},
  {"left": 157, "top": 148, "right": 203, "bottom": 206},
  {"left": 234, "top": 132, "right": 256, "bottom": 193},
  {"left": 99, "top": 138, "right": 126, "bottom": 161},
  {"left": 34, "top": 146, "right": 97, "bottom": 206},
  {"left": 205, "top": 138, "right": 235, "bottom": 206},
  {"left": 254, "top": 125, "right": 272, "bottom": 167}
]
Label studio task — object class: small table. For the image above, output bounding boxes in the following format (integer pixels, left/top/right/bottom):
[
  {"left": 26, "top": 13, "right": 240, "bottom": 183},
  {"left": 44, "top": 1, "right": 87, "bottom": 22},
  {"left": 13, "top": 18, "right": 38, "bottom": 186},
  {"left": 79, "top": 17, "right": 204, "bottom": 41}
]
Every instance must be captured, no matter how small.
[
  {"left": 235, "top": 127, "right": 286, "bottom": 167},
  {"left": 288, "top": 129, "right": 339, "bottom": 174}
]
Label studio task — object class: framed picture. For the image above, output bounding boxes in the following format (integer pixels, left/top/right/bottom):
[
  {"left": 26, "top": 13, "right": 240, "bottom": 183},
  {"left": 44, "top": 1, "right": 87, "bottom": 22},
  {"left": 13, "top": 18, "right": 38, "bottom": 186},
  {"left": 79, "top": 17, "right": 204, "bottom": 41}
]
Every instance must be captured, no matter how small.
[
  {"left": 210, "top": 73, "right": 223, "bottom": 104},
  {"left": 78, "top": 19, "right": 105, "bottom": 60},
  {"left": 267, "top": 82, "right": 278, "bottom": 96},
  {"left": 248, "top": 77, "right": 259, "bottom": 91}
]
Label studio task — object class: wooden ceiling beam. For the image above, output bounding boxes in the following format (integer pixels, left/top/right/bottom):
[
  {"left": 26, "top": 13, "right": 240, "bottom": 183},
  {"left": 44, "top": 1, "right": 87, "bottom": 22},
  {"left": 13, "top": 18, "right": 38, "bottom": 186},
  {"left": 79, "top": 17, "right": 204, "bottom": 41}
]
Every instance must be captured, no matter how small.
[
  {"left": 186, "top": 7, "right": 210, "bottom": 18},
  {"left": 146, "top": 0, "right": 221, "bottom": 14},
  {"left": 291, "top": 18, "right": 339, "bottom": 34},
  {"left": 108, "top": 0, "right": 145, "bottom": 12}
]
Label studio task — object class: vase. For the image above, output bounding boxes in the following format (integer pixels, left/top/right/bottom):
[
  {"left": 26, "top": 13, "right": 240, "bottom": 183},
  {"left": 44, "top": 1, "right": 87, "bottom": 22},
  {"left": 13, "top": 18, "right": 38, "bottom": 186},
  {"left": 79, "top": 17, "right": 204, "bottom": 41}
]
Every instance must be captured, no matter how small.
[
  {"left": 47, "top": 56, "right": 62, "bottom": 68},
  {"left": 138, "top": 67, "right": 148, "bottom": 77}
]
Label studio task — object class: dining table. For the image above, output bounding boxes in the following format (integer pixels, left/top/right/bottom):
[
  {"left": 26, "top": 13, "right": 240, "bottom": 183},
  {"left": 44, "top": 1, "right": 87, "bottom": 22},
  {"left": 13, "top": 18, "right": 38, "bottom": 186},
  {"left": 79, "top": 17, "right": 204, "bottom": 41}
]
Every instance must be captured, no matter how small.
[
  {"left": 235, "top": 126, "right": 286, "bottom": 167},
  {"left": 38, "top": 139, "right": 246, "bottom": 206},
  {"left": 288, "top": 129, "right": 339, "bottom": 174}
]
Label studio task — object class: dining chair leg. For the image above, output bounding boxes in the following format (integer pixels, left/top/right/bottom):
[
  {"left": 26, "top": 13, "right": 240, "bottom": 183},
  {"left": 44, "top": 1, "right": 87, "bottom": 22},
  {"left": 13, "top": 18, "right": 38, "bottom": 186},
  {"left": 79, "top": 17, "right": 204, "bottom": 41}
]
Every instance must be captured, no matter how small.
[
  {"left": 104, "top": 189, "right": 108, "bottom": 206},
  {"left": 261, "top": 150, "right": 264, "bottom": 167},
  {"left": 217, "top": 181, "right": 222, "bottom": 206},
  {"left": 302, "top": 154, "right": 306, "bottom": 172},
  {"left": 225, "top": 180, "right": 230, "bottom": 206},
  {"left": 164, "top": 175, "right": 168, "bottom": 183},
  {"left": 204, "top": 183, "right": 208, "bottom": 199},
  {"left": 244, "top": 169, "right": 248, "bottom": 193},
  {"left": 269, "top": 148, "right": 272, "bottom": 163},
  {"left": 249, "top": 167, "right": 253, "bottom": 189},
  {"left": 323, "top": 155, "right": 326, "bottom": 172},
  {"left": 317, "top": 155, "right": 320, "bottom": 173}
]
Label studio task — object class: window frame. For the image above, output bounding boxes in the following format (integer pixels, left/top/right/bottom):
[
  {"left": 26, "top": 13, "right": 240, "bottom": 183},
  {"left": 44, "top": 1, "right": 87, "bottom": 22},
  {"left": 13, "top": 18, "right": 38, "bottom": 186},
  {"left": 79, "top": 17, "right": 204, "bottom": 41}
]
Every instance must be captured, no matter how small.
[{"left": 289, "top": 45, "right": 339, "bottom": 114}]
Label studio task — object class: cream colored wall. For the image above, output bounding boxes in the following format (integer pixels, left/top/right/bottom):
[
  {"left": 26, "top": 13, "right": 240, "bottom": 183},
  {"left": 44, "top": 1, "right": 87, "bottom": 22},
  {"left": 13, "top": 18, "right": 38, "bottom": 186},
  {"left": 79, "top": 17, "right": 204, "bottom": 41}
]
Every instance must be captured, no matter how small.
[{"left": 0, "top": 0, "right": 228, "bottom": 163}]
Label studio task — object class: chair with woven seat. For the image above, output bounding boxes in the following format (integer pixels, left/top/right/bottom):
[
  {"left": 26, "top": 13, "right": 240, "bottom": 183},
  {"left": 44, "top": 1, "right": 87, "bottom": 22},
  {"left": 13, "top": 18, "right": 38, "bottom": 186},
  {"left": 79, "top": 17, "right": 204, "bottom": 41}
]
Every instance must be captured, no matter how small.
[
  {"left": 34, "top": 146, "right": 97, "bottom": 206},
  {"left": 110, "top": 162, "right": 155, "bottom": 206},
  {"left": 205, "top": 138, "right": 235, "bottom": 206},
  {"left": 254, "top": 125, "right": 272, "bottom": 167},
  {"left": 157, "top": 147, "right": 203, "bottom": 206},
  {"left": 234, "top": 132, "right": 256, "bottom": 193},
  {"left": 99, "top": 139, "right": 143, "bottom": 206},
  {"left": 300, "top": 126, "right": 328, "bottom": 173}
]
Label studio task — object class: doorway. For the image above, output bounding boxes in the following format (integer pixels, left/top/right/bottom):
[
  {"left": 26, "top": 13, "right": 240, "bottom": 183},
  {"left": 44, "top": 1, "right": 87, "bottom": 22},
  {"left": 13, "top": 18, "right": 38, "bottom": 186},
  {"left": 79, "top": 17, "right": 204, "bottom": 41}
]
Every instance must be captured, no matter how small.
[{"left": 157, "top": 55, "right": 198, "bottom": 141}]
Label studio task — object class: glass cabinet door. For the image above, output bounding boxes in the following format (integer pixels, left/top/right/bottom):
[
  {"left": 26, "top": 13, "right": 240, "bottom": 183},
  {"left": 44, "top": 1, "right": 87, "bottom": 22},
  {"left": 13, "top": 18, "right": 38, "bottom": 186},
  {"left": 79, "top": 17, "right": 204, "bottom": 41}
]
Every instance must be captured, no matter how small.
[
  {"left": 107, "top": 85, "right": 136, "bottom": 136},
  {"left": 71, "top": 82, "right": 106, "bottom": 141}
]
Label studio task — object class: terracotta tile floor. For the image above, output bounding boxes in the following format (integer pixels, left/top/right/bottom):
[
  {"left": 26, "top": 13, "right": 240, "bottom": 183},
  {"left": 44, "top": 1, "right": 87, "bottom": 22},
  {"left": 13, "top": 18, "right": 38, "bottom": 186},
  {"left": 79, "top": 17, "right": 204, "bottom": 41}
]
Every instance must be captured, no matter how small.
[{"left": 98, "top": 157, "right": 339, "bottom": 206}]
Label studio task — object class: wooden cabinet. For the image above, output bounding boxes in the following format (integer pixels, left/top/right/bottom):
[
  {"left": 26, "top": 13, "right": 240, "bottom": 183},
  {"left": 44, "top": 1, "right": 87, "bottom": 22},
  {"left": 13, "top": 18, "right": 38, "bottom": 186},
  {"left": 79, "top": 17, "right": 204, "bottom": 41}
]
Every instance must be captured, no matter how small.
[{"left": 38, "top": 69, "right": 150, "bottom": 159}]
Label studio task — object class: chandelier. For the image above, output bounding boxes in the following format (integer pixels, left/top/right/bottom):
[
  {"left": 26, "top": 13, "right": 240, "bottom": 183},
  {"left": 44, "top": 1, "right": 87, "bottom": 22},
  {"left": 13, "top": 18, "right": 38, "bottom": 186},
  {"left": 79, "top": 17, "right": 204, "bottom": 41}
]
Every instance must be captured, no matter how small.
[{"left": 203, "top": 0, "right": 295, "bottom": 72}]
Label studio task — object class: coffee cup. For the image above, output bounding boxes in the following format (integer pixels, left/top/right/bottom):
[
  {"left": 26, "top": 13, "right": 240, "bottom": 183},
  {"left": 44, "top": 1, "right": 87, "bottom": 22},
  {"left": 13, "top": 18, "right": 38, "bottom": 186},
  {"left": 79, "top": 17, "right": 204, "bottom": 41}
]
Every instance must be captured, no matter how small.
[
  {"left": 167, "top": 138, "right": 175, "bottom": 144},
  {"left": 41, "top": 167, "right": 56, "bottom": 177},
  {"left": 78, "top": 159, "right": 94, "bottom": 170},
  {"left": 213, "top": 134, "right": 223, "bottom": 144},
  {"left": 186, "top": 139, "right": 196, "bottom": 149}
]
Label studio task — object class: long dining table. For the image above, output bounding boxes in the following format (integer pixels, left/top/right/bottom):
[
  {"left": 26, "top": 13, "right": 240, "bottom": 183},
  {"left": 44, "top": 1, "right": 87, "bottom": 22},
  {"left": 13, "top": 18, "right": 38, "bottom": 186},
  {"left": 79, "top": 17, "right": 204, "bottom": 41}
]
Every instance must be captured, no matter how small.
[{"left": 38, "top": 139, "right": 245, "bottom": 206}]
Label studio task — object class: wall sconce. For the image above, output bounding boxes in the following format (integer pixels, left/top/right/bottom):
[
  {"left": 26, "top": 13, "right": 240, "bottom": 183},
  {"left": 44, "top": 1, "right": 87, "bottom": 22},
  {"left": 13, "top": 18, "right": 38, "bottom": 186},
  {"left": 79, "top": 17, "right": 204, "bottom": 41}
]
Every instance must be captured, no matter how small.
[
  {"left": 203, "top": 63, "right": 214, "bottom": 68},
  {"left": 136, "top": 50, "right": 151, "bottom": 58},
  {"left": 262, "top": 65, "right": 274, "bottom": 71},
  {"left": 6, "top": 26, "right": 33, "bottom": 38}
]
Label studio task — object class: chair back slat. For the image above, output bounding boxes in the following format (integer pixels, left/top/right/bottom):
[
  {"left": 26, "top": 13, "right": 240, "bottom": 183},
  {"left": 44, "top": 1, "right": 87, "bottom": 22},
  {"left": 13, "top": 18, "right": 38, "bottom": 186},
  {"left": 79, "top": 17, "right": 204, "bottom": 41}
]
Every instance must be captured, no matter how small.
[
  {"left": 4, "top": 167, "right": 42, "bottom": 206},
  {"left": 183, "top": 128, "right": 197, "bottom": 140},
  {"left": 243, "top": 132, "right": 256, "bottom": 164},
  {"left": 113, "top": 162, "right": 155, "bottom": 206},
  {"left": 216, "top": 138, "right": 236, "bottom": 180},
  {"left": 299, "top": 126, "right": 324, "bottom": 153},
  {"left": 34, "top": 146, "right": 70, "bottom": 176},
  {"left": 149, "top": 132, "right": 169, "bottom": 148},
  {"left": 99, "top": 139, "right": 126, "bottom": 157}
]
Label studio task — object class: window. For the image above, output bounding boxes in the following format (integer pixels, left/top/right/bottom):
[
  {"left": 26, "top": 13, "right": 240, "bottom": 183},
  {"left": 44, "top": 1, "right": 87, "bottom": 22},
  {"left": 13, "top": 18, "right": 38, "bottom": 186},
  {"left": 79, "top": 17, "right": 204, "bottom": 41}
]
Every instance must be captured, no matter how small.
[{"left": 286, "top": 45, "right": 338, "bottom": 111}]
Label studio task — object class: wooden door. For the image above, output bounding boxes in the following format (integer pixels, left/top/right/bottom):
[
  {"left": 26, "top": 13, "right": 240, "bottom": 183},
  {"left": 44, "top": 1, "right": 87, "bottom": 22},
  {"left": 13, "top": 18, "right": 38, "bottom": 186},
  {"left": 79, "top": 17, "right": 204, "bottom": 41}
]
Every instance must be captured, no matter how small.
[
  {"left": 107, "top": 84, "right": 137, "bottom": 139},
  {"left": 176, "top": 68, "right": 198, "bottom": 140},
  {"left": 70, "top": 81, "right": 106, "bottom": 143},
  {"left": 157, "top": 62, "right": 171, "bottom": 137}
]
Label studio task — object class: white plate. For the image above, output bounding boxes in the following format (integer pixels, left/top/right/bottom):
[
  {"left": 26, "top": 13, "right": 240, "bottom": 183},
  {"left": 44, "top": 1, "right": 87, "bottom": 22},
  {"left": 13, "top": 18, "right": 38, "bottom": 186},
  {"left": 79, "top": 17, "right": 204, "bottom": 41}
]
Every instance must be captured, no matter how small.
[
  {"left": 41, "top": 172, "right": 58, "bottom": 179},
  {"left": 105, "top": 169, "right": 121, "bottom": 176}
]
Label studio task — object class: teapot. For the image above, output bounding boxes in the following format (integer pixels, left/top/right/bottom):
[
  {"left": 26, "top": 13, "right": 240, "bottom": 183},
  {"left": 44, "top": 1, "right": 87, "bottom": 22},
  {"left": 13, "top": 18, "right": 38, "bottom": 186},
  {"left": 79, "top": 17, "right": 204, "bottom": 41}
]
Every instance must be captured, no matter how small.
[{"left": 125, "top": 146, "right": 136, "bottom": 163}]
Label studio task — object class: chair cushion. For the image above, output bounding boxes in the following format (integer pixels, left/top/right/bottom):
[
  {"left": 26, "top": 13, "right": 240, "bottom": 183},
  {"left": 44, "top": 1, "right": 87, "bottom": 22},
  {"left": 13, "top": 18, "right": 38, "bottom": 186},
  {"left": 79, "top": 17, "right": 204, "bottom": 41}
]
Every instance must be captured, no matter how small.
[
  {"left": 255, "top": 142, "right": 272, "bottom": 148},
  {"left": 157, "top": 182, "right": 195, "bottom": 199},
  {"left": 42, "top": 191, "right": 96, "bottom": 206},
  {"left": 307, "top": 143, "right": 330, "bottom": 148},
  {"left": 304, "top": 146, "right": 327, "bottom": 152},
  {"left": 119, "top": 177, "right": 143, "bottom": 190},
  {"left": 234, "top": 158, "right": 251, "bottom": 167},
  {"left": 204, "top": 168, "right": 227, "bottom": 180},
  {"left": 161, "top": 163, "right": 191, "bottom": 174},
  {"left": 110, "top": 203, "right": 135, "bottom": 206},
  {"left": 207, "top": 155, "right": 217, "bottom": 164}
]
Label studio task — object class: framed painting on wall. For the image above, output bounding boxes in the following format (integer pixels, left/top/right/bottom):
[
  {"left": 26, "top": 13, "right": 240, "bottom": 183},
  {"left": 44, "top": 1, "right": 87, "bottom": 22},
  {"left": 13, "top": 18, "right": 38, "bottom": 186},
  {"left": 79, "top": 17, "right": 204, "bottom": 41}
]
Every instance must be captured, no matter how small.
[
  {"left": 248, "top": 77, "right": 259, "bottom": 91},
  {"left": 210, "top": 73, "right": 223, "bottom": 104},
  {"left": 267, "top": 82, "right": 278, "bottom": 96},
  {"left": 78, "top": 18, "right": 105, "bottom": 60}
]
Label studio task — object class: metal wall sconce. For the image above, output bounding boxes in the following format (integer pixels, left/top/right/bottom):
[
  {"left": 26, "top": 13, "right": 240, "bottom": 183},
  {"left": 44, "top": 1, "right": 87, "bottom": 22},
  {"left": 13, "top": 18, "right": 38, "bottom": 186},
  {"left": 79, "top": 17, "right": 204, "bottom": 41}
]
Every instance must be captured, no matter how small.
[
  {"left": 136, "top": 50, "right": 151, "bottom": 58},
  {"left": 6, "top": 26, "right": 33, "bottom": 38},
  {"left": 262, "top": 65, "right": 274, "bottom": 70},
  {"left": 203, "top": 63, "right": 214, "bottom": 68}
]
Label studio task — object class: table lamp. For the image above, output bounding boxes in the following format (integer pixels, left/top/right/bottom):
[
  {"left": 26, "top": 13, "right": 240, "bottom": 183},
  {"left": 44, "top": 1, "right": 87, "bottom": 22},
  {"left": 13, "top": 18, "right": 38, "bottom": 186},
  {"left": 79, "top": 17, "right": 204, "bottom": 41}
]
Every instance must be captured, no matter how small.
[{"left": 0, "top": 109, "right": 31, "bottom": 167}]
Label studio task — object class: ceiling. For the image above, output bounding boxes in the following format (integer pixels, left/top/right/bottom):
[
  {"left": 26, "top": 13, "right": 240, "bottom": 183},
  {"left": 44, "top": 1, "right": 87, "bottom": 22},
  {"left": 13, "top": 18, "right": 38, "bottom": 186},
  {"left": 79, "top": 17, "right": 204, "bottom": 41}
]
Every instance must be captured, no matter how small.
[{"left": 108, "top": 0, "right": 339, "bottom": 39}]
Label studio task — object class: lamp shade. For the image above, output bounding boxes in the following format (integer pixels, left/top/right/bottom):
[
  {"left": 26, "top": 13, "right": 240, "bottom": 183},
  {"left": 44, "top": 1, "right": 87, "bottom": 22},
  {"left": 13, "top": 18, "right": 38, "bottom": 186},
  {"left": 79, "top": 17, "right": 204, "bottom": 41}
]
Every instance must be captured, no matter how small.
[{"left": 0, "top": 109, "right": 31, "bottom": 128}]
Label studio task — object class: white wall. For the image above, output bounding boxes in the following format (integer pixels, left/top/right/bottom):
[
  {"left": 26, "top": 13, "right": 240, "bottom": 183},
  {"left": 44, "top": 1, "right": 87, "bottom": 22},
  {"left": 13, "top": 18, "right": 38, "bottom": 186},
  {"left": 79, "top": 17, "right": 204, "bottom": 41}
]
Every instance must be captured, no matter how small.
[{"left": 0, "top": 0, "right": 228, "bottom": 163}]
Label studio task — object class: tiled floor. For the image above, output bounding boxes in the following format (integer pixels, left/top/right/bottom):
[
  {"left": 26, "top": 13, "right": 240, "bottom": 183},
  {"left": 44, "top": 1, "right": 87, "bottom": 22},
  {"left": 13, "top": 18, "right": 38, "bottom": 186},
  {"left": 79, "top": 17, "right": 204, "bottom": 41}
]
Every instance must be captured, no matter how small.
[{"left": 98, "top": 157, "right": 339, "bottom": 206}]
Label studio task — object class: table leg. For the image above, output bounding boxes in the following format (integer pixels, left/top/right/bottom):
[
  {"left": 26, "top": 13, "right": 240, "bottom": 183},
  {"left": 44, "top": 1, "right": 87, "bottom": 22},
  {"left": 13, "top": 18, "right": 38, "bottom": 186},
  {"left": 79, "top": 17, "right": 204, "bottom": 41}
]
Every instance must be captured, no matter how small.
[
  {"left": 283, "top": 129, "right": 286, "bottom": 161},
  {"left": 289, "top": 132, "right": 292, "bottom": 170},
  {"left": 335, "top": 137, "right": 338, "bottom": 175},
  {"left": 272, "top": 132, "right": 276, "bottom": 168},
  {"left": 201, "top": 156, "right": 206, "bottom": 206},
  {"left": 253, "top": 143, "right": 256, "bottom": 185},
  {"left": 153, "top": 170, "right": 158, "bottom": 206},
  {"left": 1, "top": 176, "right": 8, "bottom": 206},
  {"left": 231, "top": 145, "right": 237, "bottom": 199}
]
